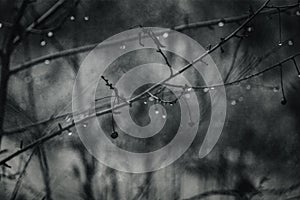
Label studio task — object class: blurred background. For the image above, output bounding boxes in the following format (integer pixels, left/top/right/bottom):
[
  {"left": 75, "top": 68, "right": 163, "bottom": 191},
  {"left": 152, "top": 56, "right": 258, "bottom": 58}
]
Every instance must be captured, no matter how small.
[{"left": 1, "top": 0, "right": 300, "bottom": 199}]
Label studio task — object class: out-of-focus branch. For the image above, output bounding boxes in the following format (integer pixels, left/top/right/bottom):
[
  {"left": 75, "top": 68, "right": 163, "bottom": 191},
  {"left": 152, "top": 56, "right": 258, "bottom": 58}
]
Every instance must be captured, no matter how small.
[
  {"left": 9, "top": 149, "right": 36, "bottom": 200},
  {"left": 0, "top": 0, "right": 30, "bottom": 150},
  {"left": 182, "top": 189, "right": 242, "bottom": 200}
]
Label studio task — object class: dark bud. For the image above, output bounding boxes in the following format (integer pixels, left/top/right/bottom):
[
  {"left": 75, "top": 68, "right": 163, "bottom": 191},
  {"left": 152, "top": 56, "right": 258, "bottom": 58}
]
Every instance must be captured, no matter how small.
[
  {"left": 281, "top": 98, "right": 287, "bottom": 105},
  {"left": 111, "top": 131, "right": 118, "bottom": 139}
]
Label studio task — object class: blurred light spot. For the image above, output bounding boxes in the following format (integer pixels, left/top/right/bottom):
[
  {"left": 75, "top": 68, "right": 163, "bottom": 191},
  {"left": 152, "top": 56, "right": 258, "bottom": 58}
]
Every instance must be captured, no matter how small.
[
  {"left": 231, "top": 100, "right": 237, "bottom": 105},
  {"left": 203, "top": 88, "right": 209, "bottom": 93},
  {"left": 84, "top": 16, "right": 89, "bottom": 21},
  {"left": 225, "top": 148, "right": 240, "bottom": 162},
  {"left": 163, "top": 32, "right": 168, "bottom": 38},
  {"left": 149, "top": 97, "right": 154, "bottom": 101},
  {"left": 288, "top": 40, "right": 294, "bottom": 46},
  {"left": 247, "top": 26, "right": 253, "bottom": 32},
  {"left": 47, "top": 31, "right": 53, "bottom": 37},
  {"left": 120, "top": 45, "right": 126, "bottom": 50},
  {"left": 44, "top": 59, "right": 50, "bottom": 65},
  {"left": 70, "top": 16, "right": 75, "bottom": 21},
  {"left": 273, "top": 87, "right": 279, "bottom": 92},
  {"left": 246, "top": 84, "right": 251, "bottom": 90},
  {"left": 40, "top": 40, "right": 46, "bottom": 46},
  {"left": 162, "top": 114, "right": 166, "bottom": 119}
]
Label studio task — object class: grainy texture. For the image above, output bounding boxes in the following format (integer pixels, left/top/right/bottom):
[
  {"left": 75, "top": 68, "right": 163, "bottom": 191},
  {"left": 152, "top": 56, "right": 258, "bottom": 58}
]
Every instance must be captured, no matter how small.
[{"left": 1, "top": 0, "right": 300, "bottom": 200}]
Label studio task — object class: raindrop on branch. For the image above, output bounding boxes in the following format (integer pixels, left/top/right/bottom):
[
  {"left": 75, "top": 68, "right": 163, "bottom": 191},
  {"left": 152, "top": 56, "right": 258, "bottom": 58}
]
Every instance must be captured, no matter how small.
[
  {"left": 218, "top": 19, "right": 225, "bottom": 27},
  {"left": 203, "top": 88, "right": 209, "bottom": 93},
  {"left": 44, "top": 59, "right": 50, "bottom": 65}
]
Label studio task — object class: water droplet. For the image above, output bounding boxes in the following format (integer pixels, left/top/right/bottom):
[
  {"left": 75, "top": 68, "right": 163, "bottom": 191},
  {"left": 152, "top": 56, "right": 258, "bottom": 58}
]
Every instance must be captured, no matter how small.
[
  {"left": 84, "top": 16, "right": 89, "bottom": 21},
  {"left": 231, "top": 100, "right": 237, "bottom": 105},
  {"left": 149, "top": 97, "right": 154, "bottom": 101},
  {"left": 296, "top": 10, "right": 300, "bottom": 16},
  {"left": 120, "top": 45, "right": 126, "bottom": 50},
  {"left": 163, "top": 32, "right": 168, "bottom": 38},
  {"left": 47, "top": 31, "right": 53, "bottom": 37},
  {"left": 273, "top": 87, "right": 279, "bottom": 92},
  {"left": 68, "top": 131, "right": 73, "bottom": 136},
  {"left": 162, "top": 115, "right": 166, "bottom": 119},
  {"left": 210, "top": 87, "right": 215, "bottom": 90},
  {"left": 44, "top": 59, "right": 50, "bottom": 65},
  {"left": 143, "top": 101, "right": 147, "bottom": 104},
  {"left": 0, "top": 23, "right": 2, "bottom": 29},
  {"left": 155, "top": 110, "right": 159, "bottom": 114},
  {"left": 40, "top": 40, "right": 46, "bottom": 46},
  {"left": 187, "top": 87, "right": 192, "bottom": 92},
  {"left": 218, "top": 21, "right": 225, "bottom": 27},
  {"left": 238, "top": 97, "right": 244, "bottom": 102},
  {"left": 70, "top": 16, "right": 75, "bottom": 21},
  {"left": 298, "top": 74, "right": 300, "bottom": 78},
  {"left": 288, "top": 40, "right": 294, "bottom": 46},
  {"left": 246, "top": 85, "right": 251, "bottom": 90},
  {"left": 278, "top": 42, "right": 283, "bottom": 46},
  {"left": 203, "top": 88, "right": 209, "bottom": 93},
  {"left": 83, "top": 123, "right": 87, "bottom": 128},
  {"left": 247, "top": 26, "right": 253, "bottom": 32}
]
